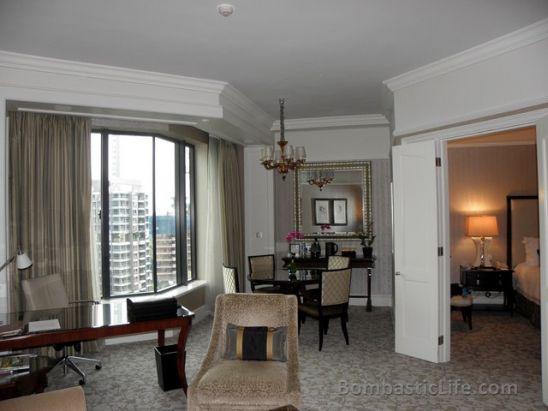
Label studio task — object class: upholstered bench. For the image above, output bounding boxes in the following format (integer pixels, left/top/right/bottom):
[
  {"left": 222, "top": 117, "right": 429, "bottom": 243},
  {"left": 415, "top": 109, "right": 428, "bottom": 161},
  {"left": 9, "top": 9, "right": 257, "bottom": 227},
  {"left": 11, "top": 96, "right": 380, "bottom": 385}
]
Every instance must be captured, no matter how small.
[{"left": 451, "top": 294, "right": 473, "bottom": 330}]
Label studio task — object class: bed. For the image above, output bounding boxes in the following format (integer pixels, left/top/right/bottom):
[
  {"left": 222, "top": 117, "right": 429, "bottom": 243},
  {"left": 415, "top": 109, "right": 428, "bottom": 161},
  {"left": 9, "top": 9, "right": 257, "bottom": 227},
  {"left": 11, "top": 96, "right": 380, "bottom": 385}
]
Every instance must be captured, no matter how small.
[{"left": 507, "top": 195, "right": 540, "bottom": 327}]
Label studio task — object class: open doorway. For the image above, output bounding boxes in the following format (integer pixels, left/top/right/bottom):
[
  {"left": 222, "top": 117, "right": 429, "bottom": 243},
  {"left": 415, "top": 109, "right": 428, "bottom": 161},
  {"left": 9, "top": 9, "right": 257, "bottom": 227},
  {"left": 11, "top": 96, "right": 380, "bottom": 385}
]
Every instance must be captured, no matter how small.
[{"left": 447, "top": 126, "right": 540, "bottom": 334}]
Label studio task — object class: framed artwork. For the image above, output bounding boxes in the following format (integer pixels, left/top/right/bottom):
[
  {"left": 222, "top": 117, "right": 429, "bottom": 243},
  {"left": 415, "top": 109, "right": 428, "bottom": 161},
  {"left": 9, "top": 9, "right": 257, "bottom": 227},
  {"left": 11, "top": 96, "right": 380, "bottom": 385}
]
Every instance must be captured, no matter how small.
[
  {"left": 332, "top": 199, "right": 347, "bottom": 225},
  {"left": 313, "top": 199, "right": 331, "bottom": 225}
]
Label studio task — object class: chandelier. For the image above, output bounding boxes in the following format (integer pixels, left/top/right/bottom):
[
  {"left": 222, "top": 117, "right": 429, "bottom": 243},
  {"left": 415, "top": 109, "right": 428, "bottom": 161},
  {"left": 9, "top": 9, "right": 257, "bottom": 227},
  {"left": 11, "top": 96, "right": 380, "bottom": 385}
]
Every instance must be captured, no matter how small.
[
  {"left": 307, "top": 170, "right": 334, "bottom": 191},
  {"left": 260, "top": 99, "right": 306, "bottom": 180}
]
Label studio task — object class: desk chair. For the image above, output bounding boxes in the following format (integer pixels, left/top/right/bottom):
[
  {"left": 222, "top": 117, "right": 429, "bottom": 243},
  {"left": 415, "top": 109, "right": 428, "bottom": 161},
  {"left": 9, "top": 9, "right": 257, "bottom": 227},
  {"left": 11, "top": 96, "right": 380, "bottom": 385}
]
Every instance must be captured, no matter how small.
[
  {"left": 248, "top": 254, "right": 281, "bottom": 293},
  {"left": 22, "top": 274, "right": 102, "bottom": 385},
  {"left": 222, "top": 265, "right": 240, "bottom": 293},
  {"left": 298, "top": 268, "right": 352, "bottom": 351}
]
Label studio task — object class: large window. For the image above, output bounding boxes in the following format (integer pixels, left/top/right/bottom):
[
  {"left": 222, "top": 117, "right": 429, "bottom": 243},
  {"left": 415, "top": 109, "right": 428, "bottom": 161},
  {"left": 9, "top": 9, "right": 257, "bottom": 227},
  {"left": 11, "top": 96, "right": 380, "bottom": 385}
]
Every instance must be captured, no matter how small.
[{"left": 91, "top": 131, "right": 196, "bottom": 298}]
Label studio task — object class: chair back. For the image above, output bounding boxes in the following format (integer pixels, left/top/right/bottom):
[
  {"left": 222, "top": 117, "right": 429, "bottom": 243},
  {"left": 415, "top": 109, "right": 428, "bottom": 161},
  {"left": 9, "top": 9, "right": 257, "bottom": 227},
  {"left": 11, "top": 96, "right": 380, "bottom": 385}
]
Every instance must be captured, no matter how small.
[
  {"left": 327, "top": 256, "right": 350, "bottom": 270},
  {"left": 248, "top": 254, "right": 275, "bottom": 280},
  {"left": 321, "top": 269, "right": 352, "bottom": 307},
  {"left": 222, "top": 265, "right": 240, "bottom": 293},
  {"left": 213, "top": 293, "right": 298, "bottom": 358},
  {"left": 21, "top": 273, "right": 70, "bottom": 311}
]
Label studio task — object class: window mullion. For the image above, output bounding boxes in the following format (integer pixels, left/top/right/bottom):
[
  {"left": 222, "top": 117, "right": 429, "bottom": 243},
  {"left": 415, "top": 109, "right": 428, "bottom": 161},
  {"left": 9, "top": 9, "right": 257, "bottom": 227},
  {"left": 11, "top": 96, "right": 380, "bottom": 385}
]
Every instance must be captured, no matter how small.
[{"left": 100, "top": 131, "right": 110, "bottom": 298}]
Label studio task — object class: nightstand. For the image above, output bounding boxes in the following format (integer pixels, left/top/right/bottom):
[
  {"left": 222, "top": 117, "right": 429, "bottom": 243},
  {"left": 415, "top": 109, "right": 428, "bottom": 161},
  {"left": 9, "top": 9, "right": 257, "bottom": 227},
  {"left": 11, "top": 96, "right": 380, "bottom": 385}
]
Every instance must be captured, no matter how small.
[{"left": 460, "top": 267, "right": 513, "bottom": 315}]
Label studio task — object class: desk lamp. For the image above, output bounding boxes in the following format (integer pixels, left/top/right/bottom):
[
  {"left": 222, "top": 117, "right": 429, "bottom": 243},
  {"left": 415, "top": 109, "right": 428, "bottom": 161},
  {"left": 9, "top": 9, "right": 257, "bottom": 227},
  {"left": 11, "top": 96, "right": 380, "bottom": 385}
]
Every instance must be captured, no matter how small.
[
  {"left": 466, "top": 215, "right": 498, "bottom": 267},
  {"left": 0, "top": 249, "right": 32, "bottom": 272}
]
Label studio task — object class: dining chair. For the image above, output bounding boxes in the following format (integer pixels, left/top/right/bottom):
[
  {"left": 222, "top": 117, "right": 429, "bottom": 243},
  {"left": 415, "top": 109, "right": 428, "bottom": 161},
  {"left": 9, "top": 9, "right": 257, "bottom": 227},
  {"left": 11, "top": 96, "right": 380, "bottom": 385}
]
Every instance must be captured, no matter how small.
[
  {"left": 21, "top": 273, "right": 102, "bottom": 385},
  {"left": 301, "top": 255, "right": 350, "bottom": 304},
  {"left": 222, "top": 265, "right": 240, "bottom": 293},
  {"left": 298, "top": 268, "right": 352, "bottom": 350},
  {"left": 327, "top": 255, "right": 350, "bottom": 270},
  {"left": 248, "top": 254, "right": 281, "bottom": 293}
]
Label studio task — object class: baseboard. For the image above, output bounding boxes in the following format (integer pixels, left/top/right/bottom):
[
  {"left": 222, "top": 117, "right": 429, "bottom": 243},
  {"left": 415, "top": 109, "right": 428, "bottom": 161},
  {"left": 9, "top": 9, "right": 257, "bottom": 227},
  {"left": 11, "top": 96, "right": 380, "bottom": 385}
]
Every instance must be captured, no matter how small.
[
  {"left": 349, "top": 294, "right": 392, "bottom": 307},
  {"left": 104, "top": 304, "right": 210, "bottom": 346}
]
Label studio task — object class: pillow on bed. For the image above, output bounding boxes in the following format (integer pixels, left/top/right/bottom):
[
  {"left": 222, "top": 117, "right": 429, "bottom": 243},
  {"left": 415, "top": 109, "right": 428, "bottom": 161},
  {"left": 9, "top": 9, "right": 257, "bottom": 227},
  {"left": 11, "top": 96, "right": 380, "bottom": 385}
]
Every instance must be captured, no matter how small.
[{"left": 523, "top": 237, "right": 540, "bottom": 266}]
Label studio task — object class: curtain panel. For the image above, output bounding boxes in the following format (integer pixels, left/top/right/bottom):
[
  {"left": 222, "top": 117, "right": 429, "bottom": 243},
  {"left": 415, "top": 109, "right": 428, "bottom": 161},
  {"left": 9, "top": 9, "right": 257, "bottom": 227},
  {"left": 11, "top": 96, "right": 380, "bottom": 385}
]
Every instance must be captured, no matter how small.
[
  {"left": 218, "top": 140, "right": 245, "bottom": 284},
  {"left": 8, "top": 112, "right": 95, "bottom": 311},
  {"left": 204, "top": 138, "right": 245, "bottom": 307}
]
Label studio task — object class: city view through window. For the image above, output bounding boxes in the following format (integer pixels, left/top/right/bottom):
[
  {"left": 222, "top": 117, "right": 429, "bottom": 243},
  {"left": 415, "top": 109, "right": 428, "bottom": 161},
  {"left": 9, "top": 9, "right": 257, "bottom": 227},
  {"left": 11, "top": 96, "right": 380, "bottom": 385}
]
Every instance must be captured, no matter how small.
[{"left": 91, "top": 132, "right": 194, "bottom": 297}]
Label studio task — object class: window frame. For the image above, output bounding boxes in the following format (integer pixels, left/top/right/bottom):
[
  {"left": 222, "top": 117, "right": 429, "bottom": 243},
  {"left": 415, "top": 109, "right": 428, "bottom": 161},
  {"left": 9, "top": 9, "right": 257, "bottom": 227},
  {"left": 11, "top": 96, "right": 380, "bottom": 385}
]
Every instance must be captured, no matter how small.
[{"left": 93, "top": 129, "right": 197, "bottom": 299}]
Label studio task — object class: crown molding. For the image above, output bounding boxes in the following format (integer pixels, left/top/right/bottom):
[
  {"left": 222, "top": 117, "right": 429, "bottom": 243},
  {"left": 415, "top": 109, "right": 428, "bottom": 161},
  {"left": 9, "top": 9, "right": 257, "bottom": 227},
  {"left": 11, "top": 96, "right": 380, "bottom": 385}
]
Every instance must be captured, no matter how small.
[
  {"left": 271, "top": 114, "right": 389, "bottom": 132},
  {"left": 0, "top": 50, "right": 273, "bottom": 144},
  {"left": 0, "top": 50, "right": 226, "bottom": 94},
  {"left": 384, "top": 18, "right": 548, "bottom": 91},
  {"left": 220, "top": 84, "right": 273, "bottom": 144}
]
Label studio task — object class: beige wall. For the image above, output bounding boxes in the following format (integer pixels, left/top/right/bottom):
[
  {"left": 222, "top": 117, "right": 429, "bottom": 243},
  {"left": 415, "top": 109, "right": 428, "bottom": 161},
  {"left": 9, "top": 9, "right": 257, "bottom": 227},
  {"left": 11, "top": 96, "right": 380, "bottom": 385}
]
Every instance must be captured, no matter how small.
[{"left": 448, "top": 143, "right": 538, "bottom": 282}]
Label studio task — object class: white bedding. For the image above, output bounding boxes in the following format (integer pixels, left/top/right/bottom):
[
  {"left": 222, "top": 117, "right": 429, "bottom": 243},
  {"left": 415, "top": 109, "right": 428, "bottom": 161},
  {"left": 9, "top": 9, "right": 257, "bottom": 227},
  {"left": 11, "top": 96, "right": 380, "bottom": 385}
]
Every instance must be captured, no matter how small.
[{"left": 513, "top": 262, "right": 540, "bottom": 305}]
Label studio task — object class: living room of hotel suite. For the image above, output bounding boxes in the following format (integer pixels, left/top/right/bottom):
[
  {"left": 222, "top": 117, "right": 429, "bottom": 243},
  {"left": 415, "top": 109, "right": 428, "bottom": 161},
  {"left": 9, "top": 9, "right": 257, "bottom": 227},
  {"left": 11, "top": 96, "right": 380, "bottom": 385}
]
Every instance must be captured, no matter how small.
[{"left": 0, "top": 1, "right": 548, "bottom": 410}]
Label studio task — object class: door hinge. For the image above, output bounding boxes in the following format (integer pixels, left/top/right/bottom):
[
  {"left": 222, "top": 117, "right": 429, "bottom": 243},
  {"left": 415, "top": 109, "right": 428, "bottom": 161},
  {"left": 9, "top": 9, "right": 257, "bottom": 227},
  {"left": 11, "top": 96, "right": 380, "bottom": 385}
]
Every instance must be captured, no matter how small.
[
  {"left": 438, "top": 335, "right": 444, "bottom": 345},
  {"left": 435, "top": 157, "right": 441, "bottom": 167},
  {"left": 438, "top": 247, "right": 443, "bottom": 256}
]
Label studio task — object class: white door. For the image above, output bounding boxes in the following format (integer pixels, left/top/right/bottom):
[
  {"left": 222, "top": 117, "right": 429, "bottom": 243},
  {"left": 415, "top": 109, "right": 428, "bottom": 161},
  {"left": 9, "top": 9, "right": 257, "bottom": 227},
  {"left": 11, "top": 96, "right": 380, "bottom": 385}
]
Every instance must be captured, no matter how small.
[
  {"left": 393, "top": 140, "right": 440, "bottom": 363},
  {"left": 536, "top": 116, "right": 548, "bottom": 405}
]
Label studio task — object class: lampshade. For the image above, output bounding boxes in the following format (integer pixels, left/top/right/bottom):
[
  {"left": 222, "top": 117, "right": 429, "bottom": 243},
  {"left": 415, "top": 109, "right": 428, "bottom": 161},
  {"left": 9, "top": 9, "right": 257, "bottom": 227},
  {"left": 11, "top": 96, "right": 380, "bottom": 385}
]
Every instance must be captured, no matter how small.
[
  {"left": 465, "top": 215, "right": 499, "bottom": 237},
  {"left": 15, "top": 251, "right": 32, "bottom": 270}
]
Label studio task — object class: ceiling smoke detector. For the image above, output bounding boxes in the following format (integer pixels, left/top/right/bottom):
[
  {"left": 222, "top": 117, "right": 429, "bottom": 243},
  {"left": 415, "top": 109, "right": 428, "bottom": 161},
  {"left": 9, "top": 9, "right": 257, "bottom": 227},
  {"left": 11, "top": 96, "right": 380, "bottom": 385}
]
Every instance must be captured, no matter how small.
[{"left": 217, "top": 3, "right": 234, "bottom": 17}]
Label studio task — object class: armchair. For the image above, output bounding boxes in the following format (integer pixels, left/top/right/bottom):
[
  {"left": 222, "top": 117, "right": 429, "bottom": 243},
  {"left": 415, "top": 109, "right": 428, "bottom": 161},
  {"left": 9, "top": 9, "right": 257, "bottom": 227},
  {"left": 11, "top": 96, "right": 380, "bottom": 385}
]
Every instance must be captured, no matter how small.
[{"left": 188, "top": 293, "right": 300, "bottom": 410}]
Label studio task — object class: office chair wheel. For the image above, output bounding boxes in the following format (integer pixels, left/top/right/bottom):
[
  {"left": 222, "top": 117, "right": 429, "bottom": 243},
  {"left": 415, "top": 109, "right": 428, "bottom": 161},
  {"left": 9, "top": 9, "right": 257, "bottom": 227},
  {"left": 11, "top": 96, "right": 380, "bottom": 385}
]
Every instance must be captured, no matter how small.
[
  {"left": 79, "top": 379, "right": 85, "bottom": 385},
  {"left": 95, "top": 364, "right": 102, "bottom": 370}
]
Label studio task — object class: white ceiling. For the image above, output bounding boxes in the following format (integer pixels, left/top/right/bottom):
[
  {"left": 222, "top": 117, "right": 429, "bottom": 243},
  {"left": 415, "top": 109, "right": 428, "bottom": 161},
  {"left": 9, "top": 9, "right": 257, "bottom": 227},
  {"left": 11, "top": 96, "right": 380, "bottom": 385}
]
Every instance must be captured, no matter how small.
[{"left": 1, "top": 0, "right": 547, "bottom": 120}]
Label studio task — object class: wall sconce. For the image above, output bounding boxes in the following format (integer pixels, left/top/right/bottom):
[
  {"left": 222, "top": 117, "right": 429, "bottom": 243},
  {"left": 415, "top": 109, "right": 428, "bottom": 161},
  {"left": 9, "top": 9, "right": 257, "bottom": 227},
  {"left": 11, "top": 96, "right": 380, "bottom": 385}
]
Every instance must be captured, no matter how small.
[{"left": 466, "top": 215, "right": 499, "bottom": 267}]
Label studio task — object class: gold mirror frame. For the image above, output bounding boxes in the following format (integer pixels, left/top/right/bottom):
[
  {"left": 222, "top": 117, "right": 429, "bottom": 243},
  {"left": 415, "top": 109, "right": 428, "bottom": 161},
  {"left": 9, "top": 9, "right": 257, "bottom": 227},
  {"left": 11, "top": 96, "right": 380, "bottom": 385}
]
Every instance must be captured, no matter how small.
[{"left": 293, "top": 160, "right": 372, "bottom": 239}]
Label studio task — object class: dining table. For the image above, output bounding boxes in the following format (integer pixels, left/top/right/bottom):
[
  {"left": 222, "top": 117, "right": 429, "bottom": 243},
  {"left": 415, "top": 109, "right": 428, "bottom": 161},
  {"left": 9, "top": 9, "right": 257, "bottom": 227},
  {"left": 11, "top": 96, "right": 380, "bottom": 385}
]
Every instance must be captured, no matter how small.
[
  {"left": 248, "top": 270, "right": 320, "bottom": 297},
  {"left": 281, "top": 256, "right": 375, "bottom": 311}
]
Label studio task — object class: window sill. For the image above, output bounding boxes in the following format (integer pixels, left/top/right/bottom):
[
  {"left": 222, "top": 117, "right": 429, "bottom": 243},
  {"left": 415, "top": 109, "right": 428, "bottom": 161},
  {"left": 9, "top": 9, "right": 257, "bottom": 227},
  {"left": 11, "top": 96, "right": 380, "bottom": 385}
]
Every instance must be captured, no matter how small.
[{"left": 100, "top": 280, "right": 207, "bottom": 304}]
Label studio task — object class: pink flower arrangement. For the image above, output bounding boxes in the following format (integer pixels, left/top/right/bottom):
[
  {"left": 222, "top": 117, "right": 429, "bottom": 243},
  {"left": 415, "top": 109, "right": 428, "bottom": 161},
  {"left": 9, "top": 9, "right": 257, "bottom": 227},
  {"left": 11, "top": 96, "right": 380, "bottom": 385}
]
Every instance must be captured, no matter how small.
[{"left": 286, "top": 230, "right": 304, "bottom": 242}]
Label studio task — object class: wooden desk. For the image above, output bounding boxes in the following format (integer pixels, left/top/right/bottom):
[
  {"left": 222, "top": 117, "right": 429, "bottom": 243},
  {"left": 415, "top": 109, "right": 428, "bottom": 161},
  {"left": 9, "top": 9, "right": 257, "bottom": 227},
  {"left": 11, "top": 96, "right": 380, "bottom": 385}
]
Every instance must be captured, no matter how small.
[
  {"left": 0, "top": 302, "right": 194, "bottom": 394},
  {"left": 281, "top": 257, "right": 375, "bottom": 311}
]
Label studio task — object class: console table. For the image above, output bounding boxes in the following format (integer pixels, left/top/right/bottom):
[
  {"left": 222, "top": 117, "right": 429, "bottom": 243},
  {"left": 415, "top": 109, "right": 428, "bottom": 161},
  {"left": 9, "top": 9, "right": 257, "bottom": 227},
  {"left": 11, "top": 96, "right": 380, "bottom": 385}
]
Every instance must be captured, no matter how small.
[{"left": 281, "top": 257, "right": 375, "bottom": 311}]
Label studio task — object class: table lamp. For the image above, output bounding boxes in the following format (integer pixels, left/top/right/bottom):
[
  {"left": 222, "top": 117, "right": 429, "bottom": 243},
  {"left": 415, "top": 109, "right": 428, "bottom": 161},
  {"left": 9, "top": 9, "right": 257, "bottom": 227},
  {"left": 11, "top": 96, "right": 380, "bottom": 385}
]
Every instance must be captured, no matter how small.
[{"left": 466, "top": 215, "right": 498, "bottom": 267}]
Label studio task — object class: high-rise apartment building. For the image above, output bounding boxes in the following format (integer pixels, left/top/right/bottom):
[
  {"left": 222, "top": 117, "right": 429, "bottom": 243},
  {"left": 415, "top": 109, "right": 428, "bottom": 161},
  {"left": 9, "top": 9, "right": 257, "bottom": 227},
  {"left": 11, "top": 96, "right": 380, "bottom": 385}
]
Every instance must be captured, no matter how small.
[{"left": 91, "top": 180, "right": 152, "bottom": 296}]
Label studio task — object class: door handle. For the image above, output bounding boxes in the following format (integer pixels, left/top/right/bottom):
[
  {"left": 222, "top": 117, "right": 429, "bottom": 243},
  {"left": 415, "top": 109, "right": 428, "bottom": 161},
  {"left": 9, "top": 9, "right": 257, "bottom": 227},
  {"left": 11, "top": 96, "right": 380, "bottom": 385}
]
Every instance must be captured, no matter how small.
[{"left": 395, "top": 271, "right": 401, "bottom": 276}]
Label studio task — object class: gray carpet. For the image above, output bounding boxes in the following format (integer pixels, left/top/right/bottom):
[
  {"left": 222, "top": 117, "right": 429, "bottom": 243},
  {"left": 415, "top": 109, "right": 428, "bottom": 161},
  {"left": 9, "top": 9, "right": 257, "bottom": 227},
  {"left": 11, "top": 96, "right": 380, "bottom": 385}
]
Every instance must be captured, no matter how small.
[{"left": 46, "top": 307, "right": 545, "bottom": 410}]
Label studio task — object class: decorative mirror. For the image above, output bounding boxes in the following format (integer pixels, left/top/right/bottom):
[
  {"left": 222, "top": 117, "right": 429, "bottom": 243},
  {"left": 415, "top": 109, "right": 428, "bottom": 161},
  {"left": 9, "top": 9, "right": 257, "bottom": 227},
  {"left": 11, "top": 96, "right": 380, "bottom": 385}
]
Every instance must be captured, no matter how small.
[{"left": 294, "top": 161, "right": 372, "bottom": 239}]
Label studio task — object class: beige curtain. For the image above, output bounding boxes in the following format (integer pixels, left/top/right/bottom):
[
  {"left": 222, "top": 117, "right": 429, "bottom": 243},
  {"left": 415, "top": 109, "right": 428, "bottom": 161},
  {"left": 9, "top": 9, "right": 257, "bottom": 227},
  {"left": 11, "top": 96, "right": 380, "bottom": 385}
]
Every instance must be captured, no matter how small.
[
  {"left": 8, "top": 112, "right": 100, "bottom": 353},
  {"left": 9, "top": 111, "right": 95, "bottom": 308},
  {"left": 218, "top": 140, "right": 245, "bottom": 282},
  {"left": 204, "top": 139, "right": 224, "bottom": 307},
  {"left": 204, "top": 138, "right": 245, "bottom": 307}
]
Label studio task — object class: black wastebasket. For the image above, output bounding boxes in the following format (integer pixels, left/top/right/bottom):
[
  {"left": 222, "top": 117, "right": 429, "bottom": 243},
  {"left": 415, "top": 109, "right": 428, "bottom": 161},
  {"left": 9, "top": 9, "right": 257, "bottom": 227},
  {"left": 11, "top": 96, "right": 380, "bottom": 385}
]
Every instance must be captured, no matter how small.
[{"left": 154, "top": 344, "right": 181, "bottom": 391}]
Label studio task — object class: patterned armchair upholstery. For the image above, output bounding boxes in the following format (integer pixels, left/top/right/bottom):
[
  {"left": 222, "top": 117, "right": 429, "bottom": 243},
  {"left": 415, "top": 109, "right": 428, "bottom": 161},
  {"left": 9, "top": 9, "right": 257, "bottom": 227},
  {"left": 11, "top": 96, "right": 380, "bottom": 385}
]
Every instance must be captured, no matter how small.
[
  {"left": 188, "top": 293, "right": 300, "bottom": 410},
  {"left": 222, "top": 265, "right": 240, "bottom": 293},
  {"left": 248, "top": 254, "right": 281, "bottom": 293},
  {"left": 298, "top": 268, "right": 352, "bottom": 350}
]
